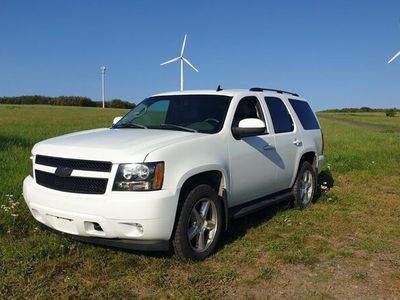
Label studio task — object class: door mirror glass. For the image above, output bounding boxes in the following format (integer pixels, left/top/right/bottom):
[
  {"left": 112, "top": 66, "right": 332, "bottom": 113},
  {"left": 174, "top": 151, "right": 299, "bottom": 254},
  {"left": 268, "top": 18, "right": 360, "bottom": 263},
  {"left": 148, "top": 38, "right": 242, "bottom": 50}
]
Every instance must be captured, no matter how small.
[{"left": 232, "top": 118, "right": 266, "bottom": 139}]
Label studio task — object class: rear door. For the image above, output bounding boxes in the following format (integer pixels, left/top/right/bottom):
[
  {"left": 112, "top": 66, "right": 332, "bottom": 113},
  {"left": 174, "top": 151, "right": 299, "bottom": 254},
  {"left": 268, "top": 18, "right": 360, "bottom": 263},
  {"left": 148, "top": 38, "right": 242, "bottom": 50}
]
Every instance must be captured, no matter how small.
[{"left": 264, "top": 96, "right": 303, "bottom": 190}]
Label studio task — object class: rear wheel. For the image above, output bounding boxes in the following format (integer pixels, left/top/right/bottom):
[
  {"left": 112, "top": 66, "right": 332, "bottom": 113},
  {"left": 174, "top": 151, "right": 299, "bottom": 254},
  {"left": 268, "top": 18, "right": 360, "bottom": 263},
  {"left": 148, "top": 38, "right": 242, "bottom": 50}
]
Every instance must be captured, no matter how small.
[
  {"left": 292, "top": 161, "right": 316, "bottom": 209},
  {"left": 172, "top": 184, "right": 223, "bottom": 261}
]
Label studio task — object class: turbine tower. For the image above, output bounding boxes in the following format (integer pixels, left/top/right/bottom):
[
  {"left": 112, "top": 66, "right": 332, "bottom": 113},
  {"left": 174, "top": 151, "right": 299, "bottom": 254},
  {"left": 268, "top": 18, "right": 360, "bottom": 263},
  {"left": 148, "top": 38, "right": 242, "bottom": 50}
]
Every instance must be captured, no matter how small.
[
  {"left": 100, "top": 66, "right": 106, "bottom": 108},
  {"left": 160, "top": 34, "right": 199, "bottom": 91}
]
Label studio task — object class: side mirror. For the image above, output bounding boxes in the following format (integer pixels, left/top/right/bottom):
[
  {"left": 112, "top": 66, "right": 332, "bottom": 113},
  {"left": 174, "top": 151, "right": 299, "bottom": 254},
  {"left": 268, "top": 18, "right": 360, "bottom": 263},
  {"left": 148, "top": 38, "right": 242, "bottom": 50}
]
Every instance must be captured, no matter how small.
[
  {"left": 232, "top": 118, "right": 266, "bottom": 139},
  {"left": 113, "top": 116, "right": 123, "bottom": 126}
]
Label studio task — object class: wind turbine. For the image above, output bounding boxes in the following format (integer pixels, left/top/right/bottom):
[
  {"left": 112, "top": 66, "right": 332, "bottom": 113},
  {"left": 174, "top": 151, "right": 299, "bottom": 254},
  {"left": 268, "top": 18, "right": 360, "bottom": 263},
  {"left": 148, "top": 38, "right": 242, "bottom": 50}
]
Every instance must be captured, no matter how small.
[
  {"left": 388, "top": 49, "right": 400, "bottom": 64},
  {"left": 160, "top": 34, "right": 199, "bottom": 91}
]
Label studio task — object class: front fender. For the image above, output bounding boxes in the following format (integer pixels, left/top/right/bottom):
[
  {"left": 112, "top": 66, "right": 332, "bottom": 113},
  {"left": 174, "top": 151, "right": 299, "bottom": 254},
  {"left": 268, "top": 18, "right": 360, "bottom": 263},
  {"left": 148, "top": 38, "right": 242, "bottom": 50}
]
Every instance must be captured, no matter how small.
[{"left": 176, "top": 164, "right": 229, "bottom": 194}]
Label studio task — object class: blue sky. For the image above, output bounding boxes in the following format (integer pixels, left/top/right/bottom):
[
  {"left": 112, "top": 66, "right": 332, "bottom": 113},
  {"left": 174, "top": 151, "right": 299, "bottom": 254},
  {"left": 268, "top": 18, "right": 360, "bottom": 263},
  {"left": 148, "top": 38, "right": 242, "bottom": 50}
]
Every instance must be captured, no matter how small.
[{"left": 1, "top": 0, "right": 400, "bottom": 110}]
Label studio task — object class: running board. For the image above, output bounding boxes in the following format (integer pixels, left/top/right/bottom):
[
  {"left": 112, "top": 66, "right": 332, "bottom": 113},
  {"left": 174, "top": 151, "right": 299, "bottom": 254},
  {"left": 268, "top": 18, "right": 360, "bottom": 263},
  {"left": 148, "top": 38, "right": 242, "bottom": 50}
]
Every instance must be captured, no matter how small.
[{"left": 229, "top": 189, "right": 292, "bottom": 220}]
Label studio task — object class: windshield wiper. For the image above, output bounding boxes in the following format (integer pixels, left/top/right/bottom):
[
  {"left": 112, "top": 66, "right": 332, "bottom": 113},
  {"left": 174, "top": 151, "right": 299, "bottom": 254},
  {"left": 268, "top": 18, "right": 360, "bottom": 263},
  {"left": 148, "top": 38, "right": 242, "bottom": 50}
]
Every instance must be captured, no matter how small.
[
  {"left": 159, "top": 123, "right": 198, "bottom": 133},
  {"left": 113, "top": 123, "right": 148, "bottom": 129}
]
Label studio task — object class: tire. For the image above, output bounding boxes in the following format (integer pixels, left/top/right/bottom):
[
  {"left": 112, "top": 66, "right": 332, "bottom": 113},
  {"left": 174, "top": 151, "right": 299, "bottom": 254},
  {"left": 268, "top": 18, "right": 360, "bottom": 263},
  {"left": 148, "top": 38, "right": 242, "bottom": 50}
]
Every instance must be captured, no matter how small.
[
  {"left": 292, "top": 161, "right": 316, "bottom": 209},
  {"left": 172, "top": 184, "right": 223, "bottom": 261}
]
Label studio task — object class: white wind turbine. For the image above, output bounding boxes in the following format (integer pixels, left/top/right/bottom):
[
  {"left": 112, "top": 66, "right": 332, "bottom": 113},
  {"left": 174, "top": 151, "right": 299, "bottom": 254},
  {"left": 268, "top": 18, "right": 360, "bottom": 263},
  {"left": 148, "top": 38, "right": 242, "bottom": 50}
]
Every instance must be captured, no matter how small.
[
  {"left": 388, "top": 49, "right": 400, "bottom": 64},
  {"left": 160, "top": 34, "right": 199, "bottom": 91},
  {"left": 388, "top": 23, "right": 400, "bottom": 64}
]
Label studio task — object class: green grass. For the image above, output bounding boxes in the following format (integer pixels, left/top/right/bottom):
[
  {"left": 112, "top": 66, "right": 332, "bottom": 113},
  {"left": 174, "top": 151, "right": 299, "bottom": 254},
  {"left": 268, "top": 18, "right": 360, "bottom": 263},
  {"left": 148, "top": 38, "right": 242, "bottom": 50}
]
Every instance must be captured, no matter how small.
[
  {"left": 1, "top": 105, "right": 400, "bottom": 298},
  {"left": 318, "top": 111, "right": 400, "bottom": 129}
]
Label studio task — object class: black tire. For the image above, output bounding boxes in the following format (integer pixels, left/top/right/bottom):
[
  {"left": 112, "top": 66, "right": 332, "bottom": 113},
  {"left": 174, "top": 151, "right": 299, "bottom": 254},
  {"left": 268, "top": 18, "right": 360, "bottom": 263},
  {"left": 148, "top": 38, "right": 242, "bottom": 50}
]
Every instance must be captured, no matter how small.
[
  {"left": 172, "top": 184, "right": 223, "bottom": 261},
  {"left": 292, "top": 161, "right": 316, "bottom": 209}
]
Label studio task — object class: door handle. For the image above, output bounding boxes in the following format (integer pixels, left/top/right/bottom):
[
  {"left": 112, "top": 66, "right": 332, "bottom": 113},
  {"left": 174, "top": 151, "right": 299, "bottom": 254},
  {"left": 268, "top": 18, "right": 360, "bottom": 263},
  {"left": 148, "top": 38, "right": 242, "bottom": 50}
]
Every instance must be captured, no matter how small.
[
  {"left": 293, "top": 139, "right": 302, "bottom": 146},
  {"left": 263, "top": 144, "right": 275, "bottom": 151}
]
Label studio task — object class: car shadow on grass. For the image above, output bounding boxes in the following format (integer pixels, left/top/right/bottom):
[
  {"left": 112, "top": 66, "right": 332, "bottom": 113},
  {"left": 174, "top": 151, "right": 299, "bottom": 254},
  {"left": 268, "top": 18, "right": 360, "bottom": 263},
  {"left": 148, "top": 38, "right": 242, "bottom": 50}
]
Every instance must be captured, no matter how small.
[
  {"left": 217, "top": 201, "right": 291, "bottom": 252},
  {"left": 217, "top": 170, "right": 334, "bottom": 252}
]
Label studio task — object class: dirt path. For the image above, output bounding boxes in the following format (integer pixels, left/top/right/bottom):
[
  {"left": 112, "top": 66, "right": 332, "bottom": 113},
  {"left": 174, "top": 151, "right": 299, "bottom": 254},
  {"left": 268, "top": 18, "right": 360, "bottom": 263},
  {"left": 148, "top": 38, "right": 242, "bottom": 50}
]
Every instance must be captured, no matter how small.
[{"left": 319, "top": 115, "right": 400, "bottom": 133}]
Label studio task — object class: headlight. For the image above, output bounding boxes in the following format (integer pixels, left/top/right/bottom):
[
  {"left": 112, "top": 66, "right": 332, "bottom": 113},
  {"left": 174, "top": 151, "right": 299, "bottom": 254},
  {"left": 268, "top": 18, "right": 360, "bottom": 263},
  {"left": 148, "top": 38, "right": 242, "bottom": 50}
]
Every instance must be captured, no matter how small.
[{"left": 113, "top": 162, "right": 164, "bottom": 191}]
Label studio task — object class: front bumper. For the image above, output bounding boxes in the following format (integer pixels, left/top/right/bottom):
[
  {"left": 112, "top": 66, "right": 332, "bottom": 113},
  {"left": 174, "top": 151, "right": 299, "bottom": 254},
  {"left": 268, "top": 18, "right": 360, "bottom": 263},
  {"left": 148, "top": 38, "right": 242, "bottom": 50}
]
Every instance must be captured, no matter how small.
[
  {"left": 23, "top": 176, "right": 178, "bottom": 245},
  {"left": 41, "top": 224, "right": 169, "bottom": 251}
]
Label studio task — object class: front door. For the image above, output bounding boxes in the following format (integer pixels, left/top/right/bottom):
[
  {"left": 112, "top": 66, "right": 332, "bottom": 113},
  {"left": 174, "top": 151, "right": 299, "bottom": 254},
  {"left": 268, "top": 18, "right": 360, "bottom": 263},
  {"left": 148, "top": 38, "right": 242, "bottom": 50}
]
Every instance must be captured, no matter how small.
[{"left": 228, "top": 96, "right": 279, "bottom": 207}]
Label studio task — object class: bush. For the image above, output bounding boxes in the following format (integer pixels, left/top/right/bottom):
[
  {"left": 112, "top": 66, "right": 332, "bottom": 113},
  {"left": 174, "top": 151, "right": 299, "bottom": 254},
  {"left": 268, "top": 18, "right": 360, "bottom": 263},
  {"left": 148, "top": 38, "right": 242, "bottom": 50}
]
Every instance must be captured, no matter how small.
[
  {"left": 360, "top": 106, "right": 373, "bottom": 112},
  {"left": 0, "top": 95, "right": 135, "bottom": 109},
  {"left": 96, "top": 99, "right": 135, "bottom": 109},
  {"left": 385, "top": 109, "right": 397, "bottom": 117}
]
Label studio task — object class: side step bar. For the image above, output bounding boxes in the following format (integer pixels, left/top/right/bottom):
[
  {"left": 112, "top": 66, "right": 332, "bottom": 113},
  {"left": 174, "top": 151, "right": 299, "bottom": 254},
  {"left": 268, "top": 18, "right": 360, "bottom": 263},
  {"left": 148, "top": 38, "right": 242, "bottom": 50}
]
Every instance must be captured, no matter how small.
[{"left": 229, "top": 189, "right": 293, "bottom": 220}]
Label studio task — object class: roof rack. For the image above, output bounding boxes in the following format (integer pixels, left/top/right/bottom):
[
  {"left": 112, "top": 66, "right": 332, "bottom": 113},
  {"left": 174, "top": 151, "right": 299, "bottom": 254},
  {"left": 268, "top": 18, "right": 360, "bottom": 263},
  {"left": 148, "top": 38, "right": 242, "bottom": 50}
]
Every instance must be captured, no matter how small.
[{"left": 249, "top": 87, "right": 299, "bottom": 97}]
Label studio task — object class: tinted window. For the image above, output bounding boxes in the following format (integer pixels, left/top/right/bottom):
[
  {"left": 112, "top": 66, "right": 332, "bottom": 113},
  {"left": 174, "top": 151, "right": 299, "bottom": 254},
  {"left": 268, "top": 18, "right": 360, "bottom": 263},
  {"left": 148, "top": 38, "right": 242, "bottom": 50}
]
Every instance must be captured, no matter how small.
[
  {"left": 264, "top": 97, "right": 293, "bottom": 133},
  {"left": 289, "top": 99, "right": 320, "bottom": 130},
  {"left": 115, "top": 95, "right": 232, "bottom": 134}
]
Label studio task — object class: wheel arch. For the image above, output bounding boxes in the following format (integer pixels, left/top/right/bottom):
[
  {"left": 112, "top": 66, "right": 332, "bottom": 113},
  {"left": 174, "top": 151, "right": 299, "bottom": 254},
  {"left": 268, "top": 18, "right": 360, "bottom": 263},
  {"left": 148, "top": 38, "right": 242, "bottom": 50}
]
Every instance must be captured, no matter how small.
[
  {"left": 291, "top": 150, "right": 317, "bottom": 187},
  {"left": 173, "top": 168, "right": 229, "bottom": 237}
]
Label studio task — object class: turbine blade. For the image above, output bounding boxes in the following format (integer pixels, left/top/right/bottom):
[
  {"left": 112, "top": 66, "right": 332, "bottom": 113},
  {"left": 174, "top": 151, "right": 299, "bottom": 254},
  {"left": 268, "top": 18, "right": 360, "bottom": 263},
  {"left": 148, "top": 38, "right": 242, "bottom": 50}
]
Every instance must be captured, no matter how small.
[
  {"left": 182, "top": 57, "right": 199, "bottom": 72},
  {"left": 181, "top": 34, "right": 187, "bottom": 56},
  {"left": 160, "top": 56, "right": 180, "bottom": 65},
  {"left": 388, "top": 50, "right": 400, "bottom": 64}
]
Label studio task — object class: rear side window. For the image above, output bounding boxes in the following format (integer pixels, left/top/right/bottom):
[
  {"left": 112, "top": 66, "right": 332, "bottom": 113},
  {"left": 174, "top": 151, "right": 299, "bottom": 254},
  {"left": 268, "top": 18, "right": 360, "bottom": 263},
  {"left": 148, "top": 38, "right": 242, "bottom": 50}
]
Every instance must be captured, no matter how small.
[
  {"left": 264, "top": 97, "right": 294, "bottom": 133},
  {"left": 289, "top": 99, "right": 320, "bottom": 130}
]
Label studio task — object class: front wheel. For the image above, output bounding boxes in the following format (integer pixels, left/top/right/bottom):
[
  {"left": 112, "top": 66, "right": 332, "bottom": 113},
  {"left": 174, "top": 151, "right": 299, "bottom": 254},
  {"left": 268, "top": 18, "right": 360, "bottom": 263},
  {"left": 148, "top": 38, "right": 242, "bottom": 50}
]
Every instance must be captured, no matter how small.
[
  {"left": 172, "top": 184, "right": 223, "bottom": 261},
  {"left": 292, "top": 161, "right": 316, "bottom": 209}
]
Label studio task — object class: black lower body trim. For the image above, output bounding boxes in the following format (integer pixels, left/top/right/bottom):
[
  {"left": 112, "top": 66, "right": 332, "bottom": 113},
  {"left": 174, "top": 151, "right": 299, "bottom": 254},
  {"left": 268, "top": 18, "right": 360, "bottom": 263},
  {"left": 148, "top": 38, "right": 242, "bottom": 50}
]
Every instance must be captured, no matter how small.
[
  {"left": 40, "top": 224, "right": 170, "bottom": 251},
  {"left": 229, "top": 189, "right": 292, "bottom": 219}
]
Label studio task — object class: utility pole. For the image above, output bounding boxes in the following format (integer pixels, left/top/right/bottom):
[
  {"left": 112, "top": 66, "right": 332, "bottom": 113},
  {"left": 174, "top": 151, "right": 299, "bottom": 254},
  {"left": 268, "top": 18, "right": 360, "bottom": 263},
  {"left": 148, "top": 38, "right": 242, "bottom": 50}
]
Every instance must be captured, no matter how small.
[{"left": 100, "top": 66, "right": 106, "bottom": 108}]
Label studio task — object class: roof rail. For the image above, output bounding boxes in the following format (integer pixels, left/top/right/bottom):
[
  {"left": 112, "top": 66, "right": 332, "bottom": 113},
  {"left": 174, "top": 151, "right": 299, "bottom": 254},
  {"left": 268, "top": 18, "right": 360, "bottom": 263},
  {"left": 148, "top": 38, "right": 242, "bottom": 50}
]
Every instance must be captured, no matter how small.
[{"left": 249, "top": 87, "right": 299, "bottom": 97}]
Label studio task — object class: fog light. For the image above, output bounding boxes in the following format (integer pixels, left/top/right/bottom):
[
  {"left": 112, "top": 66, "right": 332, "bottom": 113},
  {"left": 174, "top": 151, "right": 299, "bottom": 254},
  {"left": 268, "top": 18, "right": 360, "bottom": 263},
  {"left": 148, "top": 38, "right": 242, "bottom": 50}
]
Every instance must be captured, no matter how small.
[
  {"left": 118, "top": 222, "right": 144, "bottom": 237},
  {"left": 93, "top": 222, "right": 103, "bottom": 232}
]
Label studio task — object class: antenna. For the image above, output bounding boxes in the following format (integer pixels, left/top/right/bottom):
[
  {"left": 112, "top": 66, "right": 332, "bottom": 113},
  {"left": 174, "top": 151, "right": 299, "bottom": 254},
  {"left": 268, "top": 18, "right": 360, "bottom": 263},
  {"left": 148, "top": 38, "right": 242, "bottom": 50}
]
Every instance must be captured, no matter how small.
[
  {"left": 160, "top": 34, "right": 199, "bottom": 91},
  {"left": 100, "top": 66, "right": 106, "bottom": 108}
]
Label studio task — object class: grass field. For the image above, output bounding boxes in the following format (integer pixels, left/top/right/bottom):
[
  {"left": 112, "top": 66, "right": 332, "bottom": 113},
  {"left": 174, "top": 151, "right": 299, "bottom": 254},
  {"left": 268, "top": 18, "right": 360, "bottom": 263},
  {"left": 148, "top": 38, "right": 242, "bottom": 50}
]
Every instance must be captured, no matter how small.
[
  {"left": 318, "top": 111, "right": 400, "bottom": 130},
  {"left": 1, "top": 106, "right": 400, "bottom": 299}
]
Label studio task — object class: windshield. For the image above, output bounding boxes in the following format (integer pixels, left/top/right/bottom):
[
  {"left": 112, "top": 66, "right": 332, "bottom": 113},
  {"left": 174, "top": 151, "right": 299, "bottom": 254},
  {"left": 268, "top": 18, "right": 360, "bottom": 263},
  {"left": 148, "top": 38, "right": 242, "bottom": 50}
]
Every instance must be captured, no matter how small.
[{"left": 114, "top": 95, "right": 232, "bottom": 134}]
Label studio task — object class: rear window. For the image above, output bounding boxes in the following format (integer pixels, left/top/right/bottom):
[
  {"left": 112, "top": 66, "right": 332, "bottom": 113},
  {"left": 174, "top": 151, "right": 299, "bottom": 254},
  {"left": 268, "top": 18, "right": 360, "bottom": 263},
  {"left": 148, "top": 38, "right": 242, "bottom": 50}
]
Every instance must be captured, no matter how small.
[
  {"left": 289, "top": 99, "right": 320, "bottom": 130},
  {"left": 264, "top": 97, "right": 294, "bottom": 133}
]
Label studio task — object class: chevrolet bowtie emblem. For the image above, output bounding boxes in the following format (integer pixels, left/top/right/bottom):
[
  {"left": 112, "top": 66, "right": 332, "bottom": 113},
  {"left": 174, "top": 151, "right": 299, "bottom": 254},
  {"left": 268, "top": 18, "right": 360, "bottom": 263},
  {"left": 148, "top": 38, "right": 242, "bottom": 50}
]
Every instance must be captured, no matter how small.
[{"left": 55, "top": 166, "right": 73, "bottom": 177}]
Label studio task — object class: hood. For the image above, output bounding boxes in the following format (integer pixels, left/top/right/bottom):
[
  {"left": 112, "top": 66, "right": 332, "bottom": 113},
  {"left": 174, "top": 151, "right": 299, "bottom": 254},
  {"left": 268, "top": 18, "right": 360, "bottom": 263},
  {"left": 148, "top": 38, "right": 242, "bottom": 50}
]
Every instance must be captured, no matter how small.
[{"left": 32, "top": 128, "right": 201, "bottom": 163}]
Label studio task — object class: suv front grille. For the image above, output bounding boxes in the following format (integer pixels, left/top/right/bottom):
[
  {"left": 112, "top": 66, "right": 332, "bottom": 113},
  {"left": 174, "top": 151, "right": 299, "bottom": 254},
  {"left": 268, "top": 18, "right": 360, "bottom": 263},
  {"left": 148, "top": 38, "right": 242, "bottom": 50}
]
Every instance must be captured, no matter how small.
[
  {"left": 35, "top": 155, "right": 112, "bottom": 172},
  {"left": 35, "top": 170, "right": 108, "bottom": 194}
]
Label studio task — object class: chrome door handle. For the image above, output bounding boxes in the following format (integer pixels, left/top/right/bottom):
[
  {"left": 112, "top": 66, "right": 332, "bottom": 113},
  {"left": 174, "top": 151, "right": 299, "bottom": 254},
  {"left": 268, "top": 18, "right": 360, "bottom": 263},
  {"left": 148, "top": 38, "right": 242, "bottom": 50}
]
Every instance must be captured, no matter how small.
[
  {"left": 293, "top": 139, "right": 302, "bottom": 146},
  {"left": 263, "top": 145, "right": 275, "bottom": 151}
]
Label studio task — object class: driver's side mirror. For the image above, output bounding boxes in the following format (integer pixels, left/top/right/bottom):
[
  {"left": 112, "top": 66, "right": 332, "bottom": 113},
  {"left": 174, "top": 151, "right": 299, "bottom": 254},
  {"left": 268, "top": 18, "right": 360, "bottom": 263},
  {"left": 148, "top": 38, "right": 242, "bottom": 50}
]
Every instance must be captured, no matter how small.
[
  {"left": 232, "top": 118, "right": 266, "bottom": 139},
  {"left": 113, "top": 116, "right": 123, "bottom": 126}
]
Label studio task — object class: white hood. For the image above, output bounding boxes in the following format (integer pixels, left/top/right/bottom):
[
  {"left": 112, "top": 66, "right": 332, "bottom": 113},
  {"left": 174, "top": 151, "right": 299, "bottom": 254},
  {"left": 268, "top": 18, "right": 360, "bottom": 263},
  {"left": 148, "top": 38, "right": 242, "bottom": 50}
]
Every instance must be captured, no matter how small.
[{"left": 32, "top": 128, "right": 200, "bottom": 163}]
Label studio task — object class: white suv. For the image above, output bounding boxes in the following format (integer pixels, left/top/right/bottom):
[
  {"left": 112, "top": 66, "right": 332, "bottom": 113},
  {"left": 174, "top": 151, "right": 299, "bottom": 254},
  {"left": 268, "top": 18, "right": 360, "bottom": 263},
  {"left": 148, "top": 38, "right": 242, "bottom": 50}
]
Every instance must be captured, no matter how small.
[{"left": 23, "top": 88, "right": 324, "bottom": 260}]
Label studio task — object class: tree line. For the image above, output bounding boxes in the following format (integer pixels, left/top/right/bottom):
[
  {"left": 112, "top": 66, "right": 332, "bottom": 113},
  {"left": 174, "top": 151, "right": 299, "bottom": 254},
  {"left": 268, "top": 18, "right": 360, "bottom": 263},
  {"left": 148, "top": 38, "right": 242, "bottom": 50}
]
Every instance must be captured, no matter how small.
[
  {"left": 0, "top": 95, "right": 135, "bottom": 109},
  {"left": 321, "top": 106, "right": 397, "bottom": 117}
]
